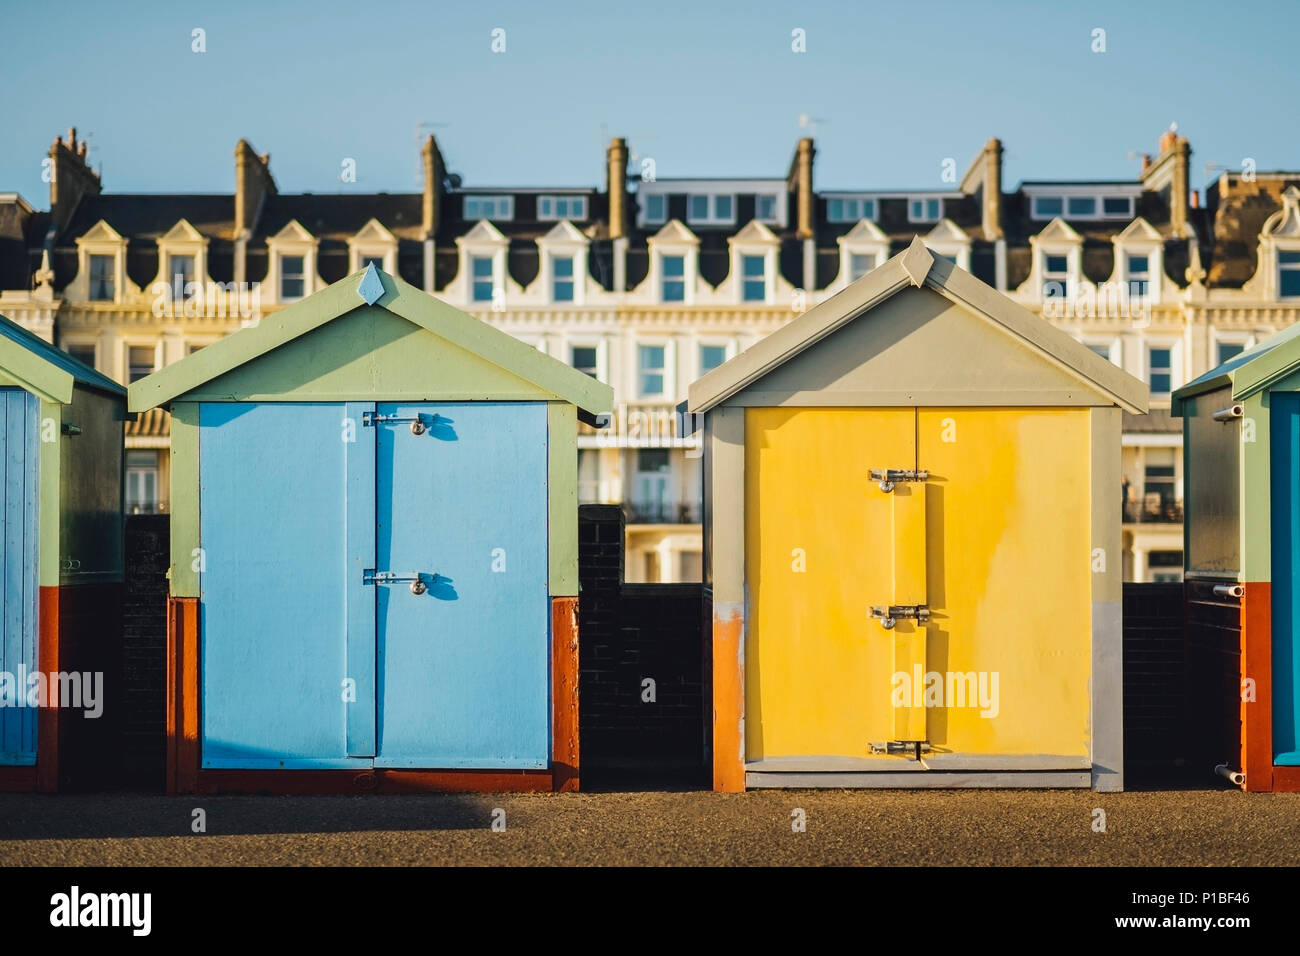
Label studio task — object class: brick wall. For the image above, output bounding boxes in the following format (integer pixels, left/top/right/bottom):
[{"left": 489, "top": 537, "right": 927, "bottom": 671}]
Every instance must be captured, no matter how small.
[
  {"left": 121, "top": 515, "right": 169, "bottom": 789},
  {"left": 1123, "top": 582, "right": 1188, "bottom": 783},
  {"left": 578, "top": 505, "right": 706, "bottom": 783}
]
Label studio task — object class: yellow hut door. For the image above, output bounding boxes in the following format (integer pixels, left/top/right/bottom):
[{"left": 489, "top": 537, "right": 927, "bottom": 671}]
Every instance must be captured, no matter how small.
[
  {"left": 916, "top": 408, "right": 1092, "bottom": 762},
  {"left": 745, "top": 406, "right": 1092, "bottom": 767},
  {"left": 745, "top": 407, "right": 919, "bottom": 761}
]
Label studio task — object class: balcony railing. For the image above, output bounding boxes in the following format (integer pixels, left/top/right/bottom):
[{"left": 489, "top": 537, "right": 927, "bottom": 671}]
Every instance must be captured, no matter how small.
[
  {"left": 624, "top": 502, "right": 701, "bottom": 525},
  {"left": 1123, "top": 499, "right": 1183, "bottom": 524}
]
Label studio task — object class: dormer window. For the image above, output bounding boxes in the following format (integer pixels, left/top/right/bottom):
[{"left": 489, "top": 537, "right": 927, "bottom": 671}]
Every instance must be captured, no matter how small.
[
  {"left": 538, "top": 195, "right": 588, "bottom": 221},
  {"left": 552, "top": 256, "right": 575, "bottom": 301},
  {"left": 280, "top": 255, "right": 306, "bottom": 300},
  {"left": 455, "top": 220, "right": 510, "bottom": 308},
  {"left": 348, "top": 219, "right": 399, "bottom": 274},
  {"left": 168, "top": 254, "right": 196, "bottom": 290},
  {"left": 1067, "top": 197, "right": 1097, "bottom": 217},
  {"left": 848, "top": 253, "right": 876, "bottom": 281},
  {"left": 909, "top": 198, "right": 942, "bottom": 223},
  {"left": 687, "top": 194, "right": 734, "bottom": 225},
  {"left": 1281, "top": 251, "right": 1300, "bottom": 298},
  {"left": 265, "top": 219, "right": 319, "bottom": 304},
  {"left": 642, "top": 220, "right": 700, "bottom": 305},
  {"left": 75, "top": 220, "right": 129, "bottom": 304},
  {"left": 1110, "top": 217, "right": 1165, "bottom": 307},
  {"left": 1043, "top": 254, "right": 1069, "bottom": 295},
  {"left": 726, "top": 220, "right": 780, "bottom": 305},
  {"left": 464, "top": 195, "right": 514, "bottom": 221},
  {"left": 89, "top": 255, "right": 115, "bottom": 301},
  {"left": 471, "top": 257, "right": 494, "bottom": 302},
  {"left": 1126, "top": 255, "right": 1150, "bottom": 296},
  {"left": 535, "top": 220, "right": 590, "bottom": 306},
  {"left": 662, "top": 256, "right": 685, "bottom": 301},
  {"left": 1033, "top": 197, "right": 1064, "bottom": 218},
  {"left": 835, "top": 219, "right": 890, "bottom": 289},
  {"left": 154, "top": 219, "right": 210, "bottom": 306},
  {"left": 755, "top": 195, "right": 778, "bottom": 222},
  {"left": 741, "top": 256, "right": 766, "bottom": 302}
]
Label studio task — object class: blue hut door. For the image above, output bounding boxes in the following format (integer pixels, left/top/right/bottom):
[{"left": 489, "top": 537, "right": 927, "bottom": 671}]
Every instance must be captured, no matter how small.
[
  {"left": 201, "top": 401, "right": 549, "bottom": 770},
  {"left": 1273, "top": 393, "right": 1300, "bottom": 765},
  {"left": 371, "top": 402, "right": 550, "bottom": 768},
  {"left": 0, "top": 389, "right": 39, "bottom": 766}
]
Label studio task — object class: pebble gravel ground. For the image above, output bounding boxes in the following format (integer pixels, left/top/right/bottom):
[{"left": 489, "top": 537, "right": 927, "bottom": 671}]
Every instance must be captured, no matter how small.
[{"left": 2, "top": 788, "right": 1298, "bottom": 866}]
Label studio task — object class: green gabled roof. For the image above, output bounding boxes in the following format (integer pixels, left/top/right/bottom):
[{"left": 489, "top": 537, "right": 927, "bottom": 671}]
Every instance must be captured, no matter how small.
[
  {"left": 1172, "top": 320, "right": 1300, "bottom": 415},
  {"left": 0, "top": 311, "right": 125, "bottom": 404},
  {"left": 127, "top": 265, "right": 613, "bottom": 421}
]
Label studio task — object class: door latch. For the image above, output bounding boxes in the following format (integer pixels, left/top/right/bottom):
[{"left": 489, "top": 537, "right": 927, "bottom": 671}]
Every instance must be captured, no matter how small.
[
  {"left": 363, "top": 569, "right": 434, "bottom": 595},
  {"left": 869, "top": 604, "right": 931, "bottom": 629},
  {"left": 362, "top": 411, "right": 433, "bottom": 435},
  {"left": 869, "top": 469, "right": 928, "bottom": 493}
]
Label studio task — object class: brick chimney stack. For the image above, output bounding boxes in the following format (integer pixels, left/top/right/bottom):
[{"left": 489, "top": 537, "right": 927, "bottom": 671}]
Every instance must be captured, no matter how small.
[
  {"left": 606, "top": 137, "right": 628, "bottom": 240},
  {"left": 794, "top": 137, "right": 815, "bottom": 240},
  {"left": 234, "top": 139, "right": 275, "bottom": 238},
  {"left": 49, "top": 127, "right": 102, "bottom": 232},
  {"left": 982, "top": 138, "right": 1004, "bottom": 239},
  {"left": 421, "top": 134, "right": 446, "bottom": 239},
  {"left": 1170, "top": 135, "right": 1191, "bottom": 236}
]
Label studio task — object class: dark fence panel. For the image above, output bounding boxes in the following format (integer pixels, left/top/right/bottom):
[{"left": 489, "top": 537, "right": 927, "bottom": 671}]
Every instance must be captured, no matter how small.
[
  {"left": 120, "top": 514, "right": 169, "bottom": 790},
  {"left": 578, "top": 505, "right": 707, "bottom": 786}
]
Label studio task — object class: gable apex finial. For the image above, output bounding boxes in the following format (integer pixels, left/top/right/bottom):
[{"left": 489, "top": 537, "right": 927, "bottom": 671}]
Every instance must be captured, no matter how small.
[
  {"left": 357, "top": 262, "right": 385, "bottom": 305},
  {"left": 901, "top": 236, "right": 934, "bottom": 287}
]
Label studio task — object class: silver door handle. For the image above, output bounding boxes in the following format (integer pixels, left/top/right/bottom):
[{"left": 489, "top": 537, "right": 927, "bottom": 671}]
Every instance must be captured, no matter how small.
[
  {"left": 870, "top": 605, "right": 931, "bottom": 629},
  {"left": 362, "top": 411, "right": 435, "bottom": 435},
  {"left": 869, "top": 469, "right": 928, "bottom": 493},
  {"left": 363, "top": 570, "right": 436, "bottom": 595}
]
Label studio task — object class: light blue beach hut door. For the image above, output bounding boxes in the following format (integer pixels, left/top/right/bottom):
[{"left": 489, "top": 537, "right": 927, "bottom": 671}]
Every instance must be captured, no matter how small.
[
  {"left": 1273, "top": 393, "right": 1300, "bottom": 765},
  {"left": 0, "top": 388, "right": 39, "bottom": 766},
  {"left": 372, "top": 402, "right": 549, "bottom": 768},
  {"left": 199, "top": 401, "right": 549, "bottom": 770}
]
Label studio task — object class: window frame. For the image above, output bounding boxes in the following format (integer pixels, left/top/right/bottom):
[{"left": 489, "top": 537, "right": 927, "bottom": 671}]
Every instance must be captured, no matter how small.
[
  {"left": 685, "top": 193, "right": 737, "bottom": 226},
  {"left": 642, "top": 193, "right": 667, "bottom": 225},
  {"left": 537, "top": 195, "right": 588, "bottom": 222},
  {"left": 463, "top": 195, "right": 515, "bottom": 221},
  {"left": 908, "top": 197, "right": 943, "bottom": 223},
  {"left": 1279, "top": 249, "right": 1300, "bottom": 299},
  {"left": 279, "top": 254, "right": 307, "bottom": 301},
  {"left": 125, "top": 342, "right": 160, "bottom": 385},
  {"left": 636, "top": 341, "right": 672, "bottom": 398},
  {"left": 697, "top": 339, "right": 734, "bottom": 378},
  {"left": 1146, "top": 342, "right": 1177, "bottom": 398},
  {"left": 1031, "top": 193, "right": 1134, "bottom": 221}
]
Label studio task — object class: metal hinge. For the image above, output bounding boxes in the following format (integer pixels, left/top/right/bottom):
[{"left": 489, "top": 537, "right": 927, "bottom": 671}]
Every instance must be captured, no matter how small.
[
  {"left": 363, "top": 569, "right": 436, "bottom": 595},
  {"left": 869, "top": 604, "right": 931, "bottom": 629},
  {"left": 870, "top": 468, "right": 928, "bottom": 492},
  {"left": 362, "top": 411, "right": 435, "bottom": 435}
]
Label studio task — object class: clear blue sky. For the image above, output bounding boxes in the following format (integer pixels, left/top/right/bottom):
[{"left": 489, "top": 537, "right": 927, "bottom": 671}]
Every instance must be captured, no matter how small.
[{"left": 1, "top": 0, "right": 1296, "bottom": 207}]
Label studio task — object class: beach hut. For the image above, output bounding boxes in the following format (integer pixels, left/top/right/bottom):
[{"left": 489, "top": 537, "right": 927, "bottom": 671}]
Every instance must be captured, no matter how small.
[
  {"left": 129, "top": 265, "right": 610, "bottom": 794},
  {"left": 687, "top": 238, "right": 1147, "bottom": 792},
  {"left": 1174, "top": 322, "right": 1300, "bottom": 792},
  {"left": 0, "top": 315, "right": 125, "bottom": 792}
]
